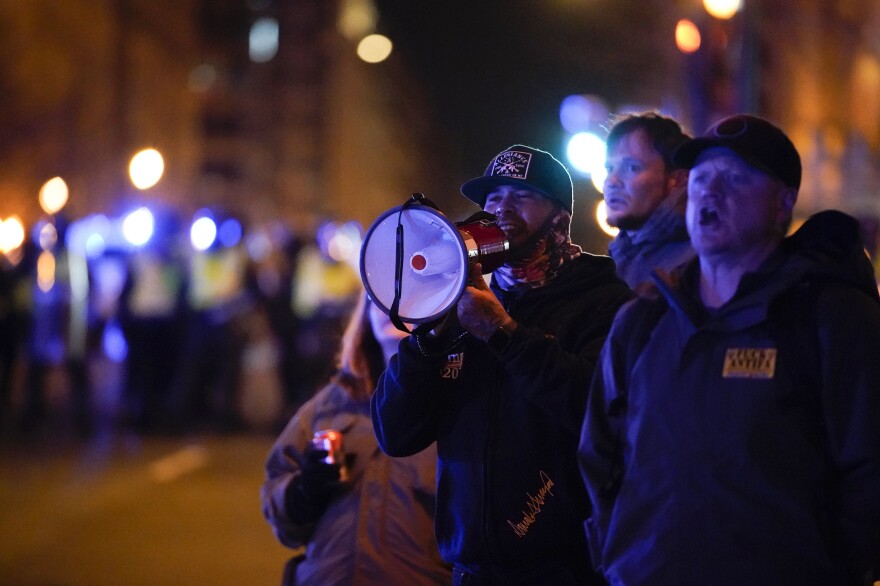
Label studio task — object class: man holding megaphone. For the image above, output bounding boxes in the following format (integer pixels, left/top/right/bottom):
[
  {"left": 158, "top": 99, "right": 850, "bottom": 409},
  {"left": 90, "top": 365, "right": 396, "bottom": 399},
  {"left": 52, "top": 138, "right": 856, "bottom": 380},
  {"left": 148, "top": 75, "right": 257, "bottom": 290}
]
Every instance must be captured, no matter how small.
[{"left": 371, "top": 145, "right": 633, "bottom": 585}]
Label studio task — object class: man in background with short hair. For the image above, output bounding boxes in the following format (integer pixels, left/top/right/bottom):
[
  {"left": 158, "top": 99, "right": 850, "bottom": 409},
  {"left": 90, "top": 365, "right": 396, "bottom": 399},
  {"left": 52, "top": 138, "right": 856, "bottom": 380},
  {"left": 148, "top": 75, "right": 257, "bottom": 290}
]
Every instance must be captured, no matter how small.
[{"left": 603, "top": 112, "right": 695, "bottom": 291}]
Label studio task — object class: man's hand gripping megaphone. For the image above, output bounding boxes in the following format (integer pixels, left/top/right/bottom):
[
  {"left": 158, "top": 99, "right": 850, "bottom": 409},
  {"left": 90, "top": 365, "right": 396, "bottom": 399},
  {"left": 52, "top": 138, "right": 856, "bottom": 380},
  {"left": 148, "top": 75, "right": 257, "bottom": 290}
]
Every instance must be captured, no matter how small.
[{"left": 457, "top": 262, "right": 516, "bottom": 342}]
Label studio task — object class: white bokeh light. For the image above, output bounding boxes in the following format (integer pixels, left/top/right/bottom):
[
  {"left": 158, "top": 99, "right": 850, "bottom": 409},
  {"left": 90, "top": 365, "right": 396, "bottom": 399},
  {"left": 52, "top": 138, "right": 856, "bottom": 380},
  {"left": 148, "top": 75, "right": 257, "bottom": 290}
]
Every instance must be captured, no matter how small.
[
  {"left": 357, "top": 34, "right": 393, "bottom": 63},
  {"left": 703, "top": 0, "right": 742, "bottom": 19},
  {"left": 122, "top": 207, "right": 155, "bottom": 247},
  {"left": 0, "top": 216, "right": 25, "bottom": 254},
  {"left": 566, "top": 132, "right": 607, "bottom": 177},
  {"left": 129, "top": 149, "right": 165, "bottom": 190},
  {"left": 39, "top": 177, "right": 69, "bottom": 215},
  {"left": 190, "top": 216, "right": 218, "bottom": 251}
]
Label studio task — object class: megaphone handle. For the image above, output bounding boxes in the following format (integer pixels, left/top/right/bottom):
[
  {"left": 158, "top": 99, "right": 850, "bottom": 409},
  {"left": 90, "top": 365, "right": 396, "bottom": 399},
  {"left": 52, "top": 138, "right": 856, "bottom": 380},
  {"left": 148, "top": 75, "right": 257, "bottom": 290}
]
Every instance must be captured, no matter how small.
[
  {"left": 389, "top": 217, "right": 409, "bottom": 333},
  {"left": 387, "top": 192, "right": 447, "bottom": 334},
  {"left": 404, "top": 192, "right": 440, "bottom": 211}
]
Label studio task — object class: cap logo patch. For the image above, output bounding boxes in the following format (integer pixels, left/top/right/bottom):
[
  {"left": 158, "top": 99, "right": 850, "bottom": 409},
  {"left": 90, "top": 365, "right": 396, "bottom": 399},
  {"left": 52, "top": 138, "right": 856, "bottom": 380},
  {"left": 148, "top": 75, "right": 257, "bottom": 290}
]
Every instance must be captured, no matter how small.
[
  {"left": 491, "top": 150, "right": 532, "bottom": 180},
  {"left": 722, "top": 347, "right": 776, "bottom": 379}
]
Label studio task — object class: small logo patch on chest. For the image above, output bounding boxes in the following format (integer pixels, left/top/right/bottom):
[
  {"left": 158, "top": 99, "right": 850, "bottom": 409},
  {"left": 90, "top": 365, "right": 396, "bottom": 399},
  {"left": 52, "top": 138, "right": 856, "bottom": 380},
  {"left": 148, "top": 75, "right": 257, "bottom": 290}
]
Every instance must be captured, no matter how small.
[
  {"left": 722, "top": 348, "right": 777, "bottom": 379},
  {"left": 441, "top": 353, "right": 464, "bottom": 379}
]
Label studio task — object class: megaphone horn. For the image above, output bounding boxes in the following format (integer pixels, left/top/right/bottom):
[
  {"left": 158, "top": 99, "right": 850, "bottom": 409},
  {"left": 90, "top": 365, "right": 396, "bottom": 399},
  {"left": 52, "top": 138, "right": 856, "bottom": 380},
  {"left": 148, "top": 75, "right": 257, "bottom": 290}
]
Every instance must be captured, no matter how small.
[{"left": 359, "top": 194, "right": 509, "bottom": 330}]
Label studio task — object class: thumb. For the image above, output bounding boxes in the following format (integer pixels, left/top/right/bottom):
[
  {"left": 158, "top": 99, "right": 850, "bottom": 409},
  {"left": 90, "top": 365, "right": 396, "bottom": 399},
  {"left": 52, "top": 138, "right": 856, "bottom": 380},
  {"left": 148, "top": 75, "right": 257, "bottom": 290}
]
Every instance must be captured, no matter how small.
[{"left": 469, "top": 262, "right": 490, "bottom": 290}]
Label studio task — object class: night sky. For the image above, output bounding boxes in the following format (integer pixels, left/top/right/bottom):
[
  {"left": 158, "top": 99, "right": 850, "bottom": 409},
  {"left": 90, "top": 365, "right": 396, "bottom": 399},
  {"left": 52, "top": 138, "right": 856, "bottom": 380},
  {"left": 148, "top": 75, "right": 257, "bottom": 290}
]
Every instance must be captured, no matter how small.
[
  {"left": 370, "top": 0, "right": 682, "bottom": 246},
  {"left": 372, "top": 0, "right": 679, "bottom": 172}
]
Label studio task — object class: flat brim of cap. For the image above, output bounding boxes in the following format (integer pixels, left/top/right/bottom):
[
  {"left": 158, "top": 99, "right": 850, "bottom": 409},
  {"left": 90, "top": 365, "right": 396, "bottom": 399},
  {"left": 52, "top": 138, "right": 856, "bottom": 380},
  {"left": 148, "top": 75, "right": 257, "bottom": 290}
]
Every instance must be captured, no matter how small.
[{"left": 460, "top": 176, "right": 553, "bottom": 207}]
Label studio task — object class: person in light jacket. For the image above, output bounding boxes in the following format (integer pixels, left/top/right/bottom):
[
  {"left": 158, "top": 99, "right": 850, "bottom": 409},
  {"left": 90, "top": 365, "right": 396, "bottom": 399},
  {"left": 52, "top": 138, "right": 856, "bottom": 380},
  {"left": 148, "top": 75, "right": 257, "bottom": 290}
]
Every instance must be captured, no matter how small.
[{"left": 262, "top": 292, "right": 450, "bottom": 585}]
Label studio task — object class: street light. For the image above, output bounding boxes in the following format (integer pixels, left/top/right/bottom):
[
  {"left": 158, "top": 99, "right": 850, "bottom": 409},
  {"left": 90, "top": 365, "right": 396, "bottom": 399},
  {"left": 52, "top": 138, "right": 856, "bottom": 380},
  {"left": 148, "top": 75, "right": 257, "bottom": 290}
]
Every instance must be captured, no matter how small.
[
  {"left": 129, "top": 148, "right": 165, "bottom": 190},
  {"left": 566, "top": 131, "right": 608, "bottom": 192},
  {"left": 249, "top": 17, "right": 279, "bottom": 63},
  {"left": 357, "top": 34, "right": 393, "bottom": 63},
  {"left": 190, "top": 214, "right": 218, "bottom": 251},
  {"left": 121, "top": 207, "right": 155, "bottom": 247},
  {"left": 703, "top": 0, "right": 742, "bottom": 20},
  {"left": 0, "top": 216, "right": 25, "bottom": 255},
  {"left": 595, "top": 200, "right": 619, "bottom": 238},
  {"left": 676, "top": 19, "right": 701, "bottom": 54},
  {"left": 39, "top": 176, "right": 69, "bottom": 215}
]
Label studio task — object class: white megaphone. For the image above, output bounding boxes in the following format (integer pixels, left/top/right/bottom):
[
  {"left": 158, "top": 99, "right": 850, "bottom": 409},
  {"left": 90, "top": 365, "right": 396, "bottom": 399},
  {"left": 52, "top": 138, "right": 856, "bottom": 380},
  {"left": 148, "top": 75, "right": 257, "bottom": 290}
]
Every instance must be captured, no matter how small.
[{"left": 360, "top": 194, "right": 509, "bottom": 330}]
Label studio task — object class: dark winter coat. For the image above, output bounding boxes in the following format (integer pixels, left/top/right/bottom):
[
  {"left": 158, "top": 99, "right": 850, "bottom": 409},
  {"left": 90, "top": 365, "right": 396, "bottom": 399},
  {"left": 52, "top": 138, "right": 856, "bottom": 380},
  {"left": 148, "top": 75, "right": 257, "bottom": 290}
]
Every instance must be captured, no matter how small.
[
  {"left": 372, "top": 253, "right": 633, "bottom": 584},
  {"left": 579, "top": 210, "right": 880, "bottom": 585}
]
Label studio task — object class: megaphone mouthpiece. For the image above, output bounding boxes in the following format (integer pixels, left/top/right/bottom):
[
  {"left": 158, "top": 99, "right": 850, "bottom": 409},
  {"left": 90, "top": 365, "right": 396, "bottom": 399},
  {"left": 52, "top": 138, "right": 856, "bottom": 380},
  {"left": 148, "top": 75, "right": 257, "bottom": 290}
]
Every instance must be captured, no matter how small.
[
  {"left": 411, "top": 254, "right": 427, "bottom": 271},
  {"left": 410, "top": 242, "right": 462, "bottom": 276}
]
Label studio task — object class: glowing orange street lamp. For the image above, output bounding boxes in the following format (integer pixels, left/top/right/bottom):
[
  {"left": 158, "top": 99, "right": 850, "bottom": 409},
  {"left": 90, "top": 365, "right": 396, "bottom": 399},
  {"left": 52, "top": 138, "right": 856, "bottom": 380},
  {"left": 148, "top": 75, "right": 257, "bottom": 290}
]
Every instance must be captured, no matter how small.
[{"left": 676, "top": 19, "right": 702, "bottom": 54}]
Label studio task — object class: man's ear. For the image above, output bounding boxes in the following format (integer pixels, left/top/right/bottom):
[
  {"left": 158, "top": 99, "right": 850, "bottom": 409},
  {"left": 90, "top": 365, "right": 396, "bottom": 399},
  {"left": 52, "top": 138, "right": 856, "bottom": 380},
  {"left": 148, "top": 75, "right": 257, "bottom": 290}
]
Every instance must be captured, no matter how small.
[
  {"left": 779, "top": 186, "right": 798, "bottom": 213},
  {"left": 777, "top": 186, "right": 798, "bottom": 232},
  {"left": 666, "top": 169, "right": 689, "bottom": 211},
  {"left": 667, "top": 168, "right": 689, "bottom": 191}
]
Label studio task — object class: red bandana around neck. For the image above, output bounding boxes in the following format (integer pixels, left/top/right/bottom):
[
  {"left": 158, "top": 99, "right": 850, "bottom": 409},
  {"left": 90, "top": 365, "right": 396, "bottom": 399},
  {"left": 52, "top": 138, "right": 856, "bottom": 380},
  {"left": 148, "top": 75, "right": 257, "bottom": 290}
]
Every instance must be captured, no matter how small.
[{"left": 494, "top": 208, "right": 582, "bottom": 291}]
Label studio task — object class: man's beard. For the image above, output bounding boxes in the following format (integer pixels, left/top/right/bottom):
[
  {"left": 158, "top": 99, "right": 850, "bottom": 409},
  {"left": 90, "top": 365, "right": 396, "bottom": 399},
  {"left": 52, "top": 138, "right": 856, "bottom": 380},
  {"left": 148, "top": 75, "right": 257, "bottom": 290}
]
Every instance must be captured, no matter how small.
[
  {"left": 611, "top": 211, "right": 649, "bottom": 232},
  {"left": 494, "top": 208, "right": 581, "bottom": 291}
]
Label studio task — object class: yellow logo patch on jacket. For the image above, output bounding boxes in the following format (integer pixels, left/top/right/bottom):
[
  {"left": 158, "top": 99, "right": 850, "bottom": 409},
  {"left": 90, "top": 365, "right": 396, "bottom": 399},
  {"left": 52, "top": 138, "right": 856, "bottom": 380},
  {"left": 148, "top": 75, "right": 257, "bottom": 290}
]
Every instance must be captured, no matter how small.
[{"left": 722, "top": 348, "right": 777, "bottom": 379}]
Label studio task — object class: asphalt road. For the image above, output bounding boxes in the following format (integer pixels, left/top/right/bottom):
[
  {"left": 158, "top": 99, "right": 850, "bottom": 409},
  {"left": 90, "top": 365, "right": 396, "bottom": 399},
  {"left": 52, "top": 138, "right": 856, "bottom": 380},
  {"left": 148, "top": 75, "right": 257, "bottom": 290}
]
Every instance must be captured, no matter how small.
[{"left": 0, "top": 430, "right": 293, "bottom": 586}]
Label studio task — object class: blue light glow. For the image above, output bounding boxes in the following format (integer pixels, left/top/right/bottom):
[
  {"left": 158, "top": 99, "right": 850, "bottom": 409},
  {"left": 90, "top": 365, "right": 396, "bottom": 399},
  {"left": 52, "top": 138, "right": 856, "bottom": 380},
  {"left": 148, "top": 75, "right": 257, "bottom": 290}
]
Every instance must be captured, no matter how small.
[
  {"left": 566, "top": 132, "right": 607, "bottom": 176},
  {"left": 559, "top": 94, "right": 609, "bottom": 134},
  {"left": 102, "top": 319, "right": 128, "bottom": 362},
  {"left": 218, "top": 218, "right": 243, "bottom": 248}
]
